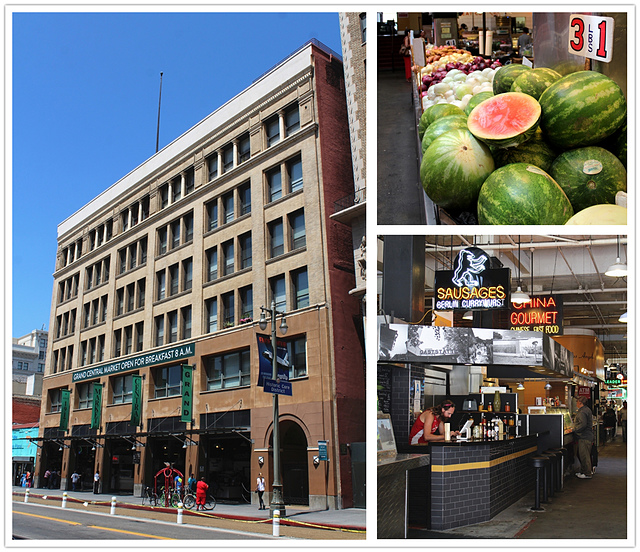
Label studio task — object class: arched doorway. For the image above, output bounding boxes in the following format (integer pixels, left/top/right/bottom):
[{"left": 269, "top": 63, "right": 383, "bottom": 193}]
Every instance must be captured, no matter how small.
[{"left": 273, "top": 421, "right": 309, "bottom": 506}]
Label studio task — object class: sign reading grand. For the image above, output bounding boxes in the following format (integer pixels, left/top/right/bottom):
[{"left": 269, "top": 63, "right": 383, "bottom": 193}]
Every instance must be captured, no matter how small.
[
  {"left": 434, "top": 247, "right": 510, "bottom": 310},
  {"left": 72, "top": 343, "right": 195, "bottom": 383},
  {"left": 510, "top": 295, "right": 563, "bottom": 335}
]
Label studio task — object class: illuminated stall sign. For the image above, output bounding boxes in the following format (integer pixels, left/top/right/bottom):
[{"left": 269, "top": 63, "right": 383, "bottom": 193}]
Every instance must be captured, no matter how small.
[
  {"left": 510, "top": 295, "right": 563, "bottom": 335},
  {"left": 434, "top": 247, "right": 510, "bottom": 310}
]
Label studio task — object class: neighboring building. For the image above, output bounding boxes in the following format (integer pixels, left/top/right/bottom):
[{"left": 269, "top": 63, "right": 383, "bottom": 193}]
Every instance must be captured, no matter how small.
[
  {"left": 36, "top": 40, "right": 365, "bottom": 509},
  {"left": 13, "top": 329, "right": 48, "bottom": 382},
  {"left": 12, "top": 397, "right": 41, "bottom": 486}
]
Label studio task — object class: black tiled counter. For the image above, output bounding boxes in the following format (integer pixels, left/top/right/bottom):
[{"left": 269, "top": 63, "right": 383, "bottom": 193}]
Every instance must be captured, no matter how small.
[{"left": 411, "top": 435, "right": 538, "bottom": 530}]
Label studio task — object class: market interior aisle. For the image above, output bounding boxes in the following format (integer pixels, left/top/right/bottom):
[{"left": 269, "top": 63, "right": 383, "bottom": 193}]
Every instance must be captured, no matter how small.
[{"left": 377, "top": 70, "right": 426, "bottom": 225}]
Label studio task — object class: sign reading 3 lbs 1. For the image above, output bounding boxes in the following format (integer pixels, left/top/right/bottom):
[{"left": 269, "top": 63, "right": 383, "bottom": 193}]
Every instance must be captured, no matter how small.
[{"left": 568, "top": 14, "right": 614, "bottom": 63}]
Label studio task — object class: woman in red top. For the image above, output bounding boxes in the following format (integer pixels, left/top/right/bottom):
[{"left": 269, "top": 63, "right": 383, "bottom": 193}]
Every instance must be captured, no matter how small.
[
  {"left": 195, "top": 477, "right": 209, "bottom": 511},
  {"left": 409, "top": 400, "right": 459, "bottom": 444}
]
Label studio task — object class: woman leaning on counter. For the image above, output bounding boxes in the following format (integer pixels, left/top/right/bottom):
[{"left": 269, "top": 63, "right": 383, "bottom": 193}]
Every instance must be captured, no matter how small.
[{"left": 409, "top": 399, "right": 460, "bottom": 444}]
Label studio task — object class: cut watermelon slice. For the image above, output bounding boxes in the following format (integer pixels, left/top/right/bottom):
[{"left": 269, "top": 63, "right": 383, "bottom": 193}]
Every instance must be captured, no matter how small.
[{"left": 467, "top": 92, "right": 541, "bottom": 149}]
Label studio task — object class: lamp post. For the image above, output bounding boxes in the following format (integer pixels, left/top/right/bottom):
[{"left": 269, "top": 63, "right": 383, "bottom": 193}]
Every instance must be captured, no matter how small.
[{"left": 259, "top": 300, "right": 288, "bottom": 517}]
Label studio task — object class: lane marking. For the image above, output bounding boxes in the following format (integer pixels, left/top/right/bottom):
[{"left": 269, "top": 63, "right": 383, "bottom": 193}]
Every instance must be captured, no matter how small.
[
  {"left": 15, "top": 511, "right": 82, "bottom": 525},
  {"left": 88, "top": 525, "right": 175, "bottom": 539}
]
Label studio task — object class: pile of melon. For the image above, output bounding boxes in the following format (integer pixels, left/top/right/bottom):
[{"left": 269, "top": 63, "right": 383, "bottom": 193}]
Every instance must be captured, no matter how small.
[{"left": 418, "top": 65, "right": 627, "bottom": 225}]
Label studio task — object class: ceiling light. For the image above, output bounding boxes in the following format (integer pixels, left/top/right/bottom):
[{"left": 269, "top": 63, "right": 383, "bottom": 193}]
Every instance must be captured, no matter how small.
[
  {"left": 606, "top": 236, "right": 627, "bottom": 277},
  {"left": 544, "top": 382, "right": 552, "bottom": 390},
  {"left": 463, "top": 310, "right": 473, "bottom": 320},
  {"left": 619, "top": 312, "right": 627, "bottom": 323},
  {"left": 517, "top": 382, "right": 525, "bottom": 390},
  {"left": 511, "top": 286, "right": 530, "bottom": 304}
]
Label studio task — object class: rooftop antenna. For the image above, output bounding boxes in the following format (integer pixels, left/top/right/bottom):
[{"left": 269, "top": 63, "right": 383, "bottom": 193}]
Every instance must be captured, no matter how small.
[{"left": 156, "top": 71, "right": 163, "bottom": 153}]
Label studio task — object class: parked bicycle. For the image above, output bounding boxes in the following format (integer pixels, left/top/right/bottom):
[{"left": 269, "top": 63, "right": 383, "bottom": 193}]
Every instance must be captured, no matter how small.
[{"left": 141, "top": 486, "right": 158, "bottom": 507}]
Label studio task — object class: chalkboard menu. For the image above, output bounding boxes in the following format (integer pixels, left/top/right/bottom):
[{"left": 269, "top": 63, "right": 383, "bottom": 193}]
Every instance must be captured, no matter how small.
[{"left": 377, "top": 364, "right": 392, "bottom": 414}]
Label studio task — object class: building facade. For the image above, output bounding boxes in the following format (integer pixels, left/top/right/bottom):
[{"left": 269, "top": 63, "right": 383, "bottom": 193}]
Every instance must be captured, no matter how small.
[
  {"left": 13, "top": 329, "right": 48, "bottom": 379},
  {"left": 36, "top": 40, "right": 365, "bottom": 509}
]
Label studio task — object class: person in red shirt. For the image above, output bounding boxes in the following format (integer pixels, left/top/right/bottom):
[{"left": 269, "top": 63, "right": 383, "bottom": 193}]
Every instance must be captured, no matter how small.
[
  {"left": 196, "top": 477, "right": 209, "bottom": 511},
  {"left": 409, "top": 399, "right": 459, "bottom": 444}
]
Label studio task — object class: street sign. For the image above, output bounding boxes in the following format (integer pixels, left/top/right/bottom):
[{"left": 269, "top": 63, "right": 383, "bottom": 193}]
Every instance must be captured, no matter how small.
[
  {"left": 264, "top": 378, "right": 292, "bottom": 396},
  {"left": 318, "top": 440, "right": 328, "bottom": 461}
]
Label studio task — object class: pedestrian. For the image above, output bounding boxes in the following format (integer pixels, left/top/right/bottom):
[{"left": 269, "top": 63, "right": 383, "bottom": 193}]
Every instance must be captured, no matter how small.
[
  {"left": 26, "top": 471, "right": 31, "bottom": 488},
  {"left": 43, "top": 469, "right": 51, "bottom": 489},
  {"left": 603, "top": 404, "right": 617, "bottom": 441},
  {"left": 93, "top": 471, "right": 100, "bottom": 494},
  {"left": 517, "top": 27, "right": 532, "bottom": 55},
  {"left": 188, "top": 473, "right": 197, "bottom": 493},
  {"left": 174, "top": 473, "right": 183, "bottom": 494},
  {"left": 618, "top": 400, "right": 627, "bottom": 442},
  {"left": 71, "top": 470, "right": 80, "bottom": 491},
  {"left": 256, "top": 472, "right": 266, "bottom": 510},
  {"left": 400, "top": 28, "right": 412, "bottom": 82},
  {"left": 196, "top": 477, "right": 209, "bottom": 511},
  {"left": 573, "top": 396, "right": 595, "bottom": 479}
]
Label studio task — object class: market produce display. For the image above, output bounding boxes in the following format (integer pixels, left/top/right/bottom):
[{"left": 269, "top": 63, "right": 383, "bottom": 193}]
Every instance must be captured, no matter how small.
[
  {"left": 414, "top": 59, "right": 627, "bottom": 225},
  {"left": 477, "top": 164, "right": 573, "bottom": 225},
  {"left": 549, "top": 147, "right": 627, "bottom": 213},
  {"left": 564, "top": 204, "right": 627, "bottom": 225}
]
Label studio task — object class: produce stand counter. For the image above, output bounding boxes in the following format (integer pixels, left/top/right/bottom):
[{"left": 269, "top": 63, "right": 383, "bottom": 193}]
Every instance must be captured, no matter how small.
[
  {"left": 377, "top": 453, "right": 431, "bottom": 538},
  {"left": 409, "top": 434, "right": 539, "bottom": 530}
]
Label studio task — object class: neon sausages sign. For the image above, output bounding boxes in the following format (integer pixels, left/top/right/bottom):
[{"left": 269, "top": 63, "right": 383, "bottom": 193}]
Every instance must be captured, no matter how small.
[
  {"left": 434, "top": 247, "right": 510, "bottom": 311},
  {"left": 510, "top": 295, "right": 563, "bottom": 335}
]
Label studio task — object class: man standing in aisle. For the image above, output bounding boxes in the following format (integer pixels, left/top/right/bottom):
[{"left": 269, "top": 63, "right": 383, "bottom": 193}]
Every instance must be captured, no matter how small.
[
  {"left": 618, "top": 400, "right": 627, "bottom": 442},
  {"left": 574, "top": 396, "right": 594, "bottom": 479}
]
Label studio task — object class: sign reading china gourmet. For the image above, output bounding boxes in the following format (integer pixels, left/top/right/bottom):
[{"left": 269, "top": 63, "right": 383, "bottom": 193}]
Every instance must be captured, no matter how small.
[
  {"left": 434, "top": 247, "right": 510, "bottom": 310},
  {"left": 510, "top": 295, "right": 563, "bottom": 335},
  {"left": 71, "top": 343, "right": 195, "bottom": 383}
]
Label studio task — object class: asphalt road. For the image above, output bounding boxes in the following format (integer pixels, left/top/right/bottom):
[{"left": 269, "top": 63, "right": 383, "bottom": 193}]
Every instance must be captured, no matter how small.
[{"left": 12, "top": 502, "right": 274, "bottom": 541}]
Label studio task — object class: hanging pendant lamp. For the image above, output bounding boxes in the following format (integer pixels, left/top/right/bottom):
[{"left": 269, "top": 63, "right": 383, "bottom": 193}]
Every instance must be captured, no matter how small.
[
  {"left": 511, "top": 236, "right": 530, "bottom": 304},
  {"left": 605, "top": 235, "right": 627, "bottom": 277}
]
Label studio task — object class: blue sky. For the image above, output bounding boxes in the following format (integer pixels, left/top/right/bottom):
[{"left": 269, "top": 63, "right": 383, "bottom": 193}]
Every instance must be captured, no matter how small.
[{"left": 11, "top": 11, "right": 342, "bottom": 337}]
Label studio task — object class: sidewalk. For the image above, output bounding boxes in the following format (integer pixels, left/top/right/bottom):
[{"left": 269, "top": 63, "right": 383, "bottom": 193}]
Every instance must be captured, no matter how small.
[{"left": 12, "top": 486, "right": 366, "bottom": 532}]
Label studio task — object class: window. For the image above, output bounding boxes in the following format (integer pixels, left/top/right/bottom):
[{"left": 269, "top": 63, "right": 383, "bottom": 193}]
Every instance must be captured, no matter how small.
[
  {"left": 116, "top": 288, "right": 124, "bottom": 316},
  {"left": 81, "top": 340, "right": 88, "bottom": 366},
  {"left": 119, "top": 248, "right": 127, "bottom": 274},
  {"left": 112, "top": 374, "right": 133, "bottom": 404},
  {"left": 172, "top": 175, "right": 182, "bottom": 203},
  {"left": 223, "top": 192, "right": 234, "bottom": 224},
  {"left": 86, "top": 266, "right": 94, "bottom": 290},
  {"left": 77, "top": 382, "right": 93, "bottom": 409},
  {"left": 92, "top": 299, "right": 99, "bottom": 325},
  {"left": 288, "top": 155, "right": 303, "bottom": 192},
  {"left": 160, "top": 183, "right": 169, "bottom": 209},
  {"left": 168, "top": 311, "right": 178, "bottom": 343},
  {"left": 38, "top": 363, "right": 45, "bottom": 372},
  {"left": 266, "top": 115, "right": 280, "bottom": 147},
  {"left": 208, "top": 154, "right": 218, "bottom": 181},
  {"left": 83, "top": 303, "right": 91, "bottom": 328},
  {"left": 182, "top": 258, "right": 193, "bottom": 291},
  {"left": 184, "top": 213, "right": 194, "bottom": 243},
  {"left": 293, "top": 268, "right": 309, "bottom": 309},
  {"left": 121, "top": 210, "right": 129, "bottom": 232},
  {"left": 267, "top": 167, "right": 282, "bottom": 202},
  {"left": 206, "top": 200, "right": 218, "bottom": 231},
  {"left": 181, "top": 306, "right": 192, "bottom": 339},
  {"left": 126, "top": 283, "right": 135, "bottom": 312},
  {"left": 240, "top": 286, "right": 253, "bottom": 322},
  {"left": 157, "top": 271, "right": 166, "bottom": 301},
  {"left": 100, "top": 296, "right": 107, "bottom": 323},
  {"left": 222, "top": 241, "right": 234, "bottom": 276},
  {"left": 124, "top": 326, "right": 133, "bottom": 355},
  {"left": 158, "top": 227, "right": 168, "bottom": 255},
  {"left": 137, "top": 279, "right": 146, "bottom": 309},
  {"left": 238, "top": 133, "right": 250, "bottom": 163},
  {"left": 155, "top": 315, "right": 165, "bottom": 346},
  {"left": 140, "top": 237, "right": 148, "bottom": 264},
  {"left": 206, "top": 297, "right": 218, "bottom": 333},
  {"left": 270, "top": 275, "right": 286, "bottom": 312},
  {"left": 269, "top": 219, "right": 284, "bottom": 258},
  {"left": 129, "top": 243, "right": 137, "bottom": 270},
  {"left": 205, "top": 349, "right": 251, "bottom": 390},
  {"left": 222, "top": 291, "right": 234, "bottom": 327},
  {"left": 185, "top": 169, "right": 195, "bottom": 195},
  {"left": 206, "top": 247, "right": 218, "bottom": 282},
  {"left": 141, "top": 197, "right": 150, "bottom": 221},
  {"left": 98, "top": 335, "right": 105, "bottom": 362},
  {"left": 289, "top": 336, "right": 308, "bottom": 378},
  {"left": 290, "top": 210, "right": 306, "bottom": 249},
  {"left": 239, "top": 232, "right": 252, "bottom": 269},
  {"left": 169, "top": 264, "right": 179, "bottom": 296},
  {"left": 170, "top": 219, "right": 181, "bottom": 249},
  {"left": 239, "top": 182, "right": 251, "bottom": 215},
  {"left": 285, "top": 104, "right": 300, "bottom": 135},
  {"left": 114, "top": 329, "right": 122, "bottom": 358},
  {"left": 154, "top": 365, "right": 182, "bottom": 398},
  {"left": 50, "top": 388, "right": 63, "bottom": 413},
  {"left": 135, "top": 322, "right": 144, "bottom": 352},
  {"left": 223, "top": 144, "right": 234, "bottom": 173}
]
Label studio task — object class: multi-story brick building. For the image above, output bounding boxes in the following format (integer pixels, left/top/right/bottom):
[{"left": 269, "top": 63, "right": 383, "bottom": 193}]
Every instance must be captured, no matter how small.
[{"left": 35, "top": 40, "right": 365, "bottom": 509}]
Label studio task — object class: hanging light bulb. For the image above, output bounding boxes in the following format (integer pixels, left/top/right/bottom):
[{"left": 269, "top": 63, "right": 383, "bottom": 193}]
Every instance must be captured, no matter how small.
[
  {"left": 619, "top": 312, "right": 628, "bottom": 323},
  {"left": 511, "top": 236, "right": 531, "bottom": 304},
  {"left": 463, "top": 310, "right": 473, "bottom": 320},
  {"left": 517, "top": 382, "right": 525, "bottom": 390},
  {"left": 544, "top": 382, "right": 552, "bottom": 390},
  {"left": 605, "top": 236, "right": 627, "bottom": 277}
]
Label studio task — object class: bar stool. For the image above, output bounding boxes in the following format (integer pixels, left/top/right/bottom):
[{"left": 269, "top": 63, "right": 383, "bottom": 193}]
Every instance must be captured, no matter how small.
[
  {"left": 548, "top": 448, "right": 567, "bottom": 491},
  {"left": 540, "top": 451, "right": 556, "bottom": 498},
  {"left": 528, "top": 456, "right": 549, "bottom": 511}
]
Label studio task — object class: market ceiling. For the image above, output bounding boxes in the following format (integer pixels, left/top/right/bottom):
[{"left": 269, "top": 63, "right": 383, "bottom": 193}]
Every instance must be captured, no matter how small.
[{"left": 418, "top": 235, "right": 627, "bottom": 363}]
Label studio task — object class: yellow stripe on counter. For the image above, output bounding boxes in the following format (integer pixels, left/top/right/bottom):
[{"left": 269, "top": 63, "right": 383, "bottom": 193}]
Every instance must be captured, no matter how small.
[{"left": 431, "top": 446, "right": 538, "bottom": 473}]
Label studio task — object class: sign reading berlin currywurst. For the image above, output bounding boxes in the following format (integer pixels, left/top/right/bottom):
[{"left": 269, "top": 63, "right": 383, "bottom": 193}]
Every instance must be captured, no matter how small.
[
  {"left": 71, "top": 343, "right": 195, "bottom": 383},
  {"left": 434, "top": 247, "right": 510, "bottom": 310},
  {"left": 510, "top": 295, "right": 563, "bottom": 335}
]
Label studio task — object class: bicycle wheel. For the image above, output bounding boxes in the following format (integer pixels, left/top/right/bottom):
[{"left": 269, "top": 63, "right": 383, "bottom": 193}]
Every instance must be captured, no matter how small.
[
  {"left": 203, "top": 494, "right": 216, "bottom": 510},
  {"left": 149, "top": 492, "right": 158, "bottom": 507},
  {"left": 170, "top": 492, "right": 182, "bottom": 508},
  {"left": 183, "top": 494, "right": 196, "bottom": 510}
]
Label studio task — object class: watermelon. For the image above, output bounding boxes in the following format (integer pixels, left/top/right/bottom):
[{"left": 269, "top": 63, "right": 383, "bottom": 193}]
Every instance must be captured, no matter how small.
[
  {"left": 419, "top": 103, "right": 466, "bottom": 139},
  {"left": 477, "top": 163, "right": 574, "bottom": 225},
  {"left": 491, "top": 129, "right": 557, "bottom": 172},
  {"left": 539, "top": 71, "right": 626, "bottom": 149},
  {"left": 421, "top": 115, "right": 468, "bottom": 154},
  {"left": 464, "top": 91, "right": 494, "bottom": 116},
  {"left": 549, "top": 146, "right": 626, "bottom": 212},
  {"left": 565, "top": 204, "right": 627, "bottom": 225},
  {"left": 420, "top": 129, "right": 495, "bottom": 210},
  {"left": 598, "top": 122, "right": 627, "bottom": 168},
  {"left": 467, "top": 92, "right": 541, "bottom": 149},
  {"left": 511, "top": 67, "right": 562, "bottom": 100},
  {"left": 492, "top": 64, "right": 531, "bottom": 94}
]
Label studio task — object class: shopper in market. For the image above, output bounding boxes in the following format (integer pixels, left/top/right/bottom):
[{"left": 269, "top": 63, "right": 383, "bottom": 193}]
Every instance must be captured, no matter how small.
[
  {"left": 573, "top": 396, "right": 594, "bottom": 479},
  {"left": 401, "top": 28, "right": 412, "bottom": 82},
  {"left": 517, "top": 27, "right": 532, "bottom": 55},
  {"left": 618, "top": 401, "right": 627, "bottom": 442},
  {"left": 409, "top": 399, "right": 460, "bottom": 444}
]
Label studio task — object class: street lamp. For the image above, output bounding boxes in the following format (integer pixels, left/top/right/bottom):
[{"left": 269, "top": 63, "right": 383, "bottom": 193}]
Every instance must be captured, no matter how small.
[{"left": 259, "top": 300, "right": 288, "bottom": 517}]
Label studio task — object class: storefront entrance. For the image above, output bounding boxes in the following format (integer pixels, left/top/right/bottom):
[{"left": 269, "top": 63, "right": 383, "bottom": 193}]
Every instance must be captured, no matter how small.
[
  {"left": 68, "top": 441, "right": 96, "bottom": 491},
  {"left": 202, "top": 433, "right": 251, "bottom": 502},
  {"left": 279, "top": 421, "right": 309, "bottom": 506},
  {"left": 103, "top": 439, "right": 135, "bottom": 494},
  {"left": 146, "top": 436, "right": 186, "bottom": 489}
]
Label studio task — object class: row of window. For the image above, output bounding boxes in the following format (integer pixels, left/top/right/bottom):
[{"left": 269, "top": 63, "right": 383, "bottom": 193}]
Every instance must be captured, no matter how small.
[
  {"left": 59, "top": 220, "right": 114, "bottom": 270},
  {"left": 15, "top": 360, "right": 45, "bottom": 372}
]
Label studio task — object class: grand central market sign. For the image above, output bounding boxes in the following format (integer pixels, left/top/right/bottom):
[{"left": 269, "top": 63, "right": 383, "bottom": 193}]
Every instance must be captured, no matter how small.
[{"left": 434, "top": 247, "right": 510, "bottom": 310}]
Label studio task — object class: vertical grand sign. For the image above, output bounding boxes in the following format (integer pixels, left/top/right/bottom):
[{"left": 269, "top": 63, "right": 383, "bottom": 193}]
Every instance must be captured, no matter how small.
[
  {"left": 59, "top": 389, "right": 71, "bottom": 431},
  {"left": 91, "top": 382, "right": 103, "bottom": 429},
  {"left": 131, "top": 375, "right": 142, "bottom": 427},
  {"left": 181, "top": 364, "right": 194, "bottom": 423}
]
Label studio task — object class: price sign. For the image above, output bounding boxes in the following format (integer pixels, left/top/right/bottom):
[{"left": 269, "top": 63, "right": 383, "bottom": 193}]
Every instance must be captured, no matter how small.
[{"left": 568, "top": 14, "right": 614, "bottom": 63}]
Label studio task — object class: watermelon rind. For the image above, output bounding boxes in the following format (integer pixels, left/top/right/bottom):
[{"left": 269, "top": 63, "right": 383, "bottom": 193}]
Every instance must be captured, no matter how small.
[
  {"left": 467, "top": 92, "right": 541, "bottom": 149},
  {"left": 491, "top": 129, "right": 557, "bottom": 172},
  {"left": 421, "top": 115, "right": 468, "bottom": 154},
  {"left": 492, "top": 64, "right": 531, "bottom": 94},
  {"left": 539, "top": 71, "right": 626, "bottom": 149},
  {"left": 419, "top": 103, "right": 466, "bottom": 139},
  {"left": 464, "top": 91, "right": 494, "bottom": 116},
  {"left": 477, "top": 163, "right": 574, "bottom": 225},
  {"left": 511, "top": 67, "right": 562, "bottom": 100},
  {"left": 565, "top": 204, "right": 627, "bottom": 225},
  {"left": 549, "top": 146, "right": 627, "bottom": 213},
  {"left": 597, "top": 122, "right": 627, "bottom": 168},
  {"left": 420, "top": 129, "right": 495, "bottom": 210}
]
